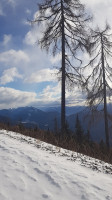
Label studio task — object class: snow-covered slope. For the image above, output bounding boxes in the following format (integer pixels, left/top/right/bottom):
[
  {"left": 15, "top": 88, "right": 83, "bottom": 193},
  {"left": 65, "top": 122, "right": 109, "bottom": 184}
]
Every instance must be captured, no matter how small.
[{"left": 0, "top": 130, "right": 112, "bottom": 200}]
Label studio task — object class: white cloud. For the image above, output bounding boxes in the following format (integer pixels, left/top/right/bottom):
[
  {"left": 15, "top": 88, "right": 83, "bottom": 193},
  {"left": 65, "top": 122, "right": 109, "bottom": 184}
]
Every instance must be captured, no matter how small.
[
  {"left": 2, "top": 34, "right": 12, "bottom": 46},
  {"left": 0, "top": 49, "right": 29, "bottom": 66},
  {"left": 25, "top": 68, "right": 58, "bottom": 83},
  {"left": 0, "top": 67, "right": 22, "bottom": 85},
  {"left": 26, "top": 9, "right": 31, "bottom": 15},
  {"left": 83, "top": 0, "right": 102, "bottom": 6},
  {"left": 50, "top": 53, "right": 61, "bottom": 64},
  {"left": 24, "top": 26, "right": 42, "bottom": 46},
  {"left": 24, "top": 10, "right": 46, "bottom": 46},
  {"left": 2, "top": 1, "right": 112, "bottom": 109},
  {"left": 83, "top": 0, "right": 112, "bottom": 28},
  {"left": 0, "top": 4, "right": 5, "bottom": 16},
  {"left": 0, "top": 87, "right": 37, "bottom": 109},
  {"left": 7, "top": 0, "right": 16, "bottom": 8},
  {"left": 40, "top": 83, "right": 61, "bottom": 99},
  {"left": 40, "top": 83, "right": 86, "bottom": 107},
  {"left": 0, "top": 0, "right": 17, "bottom": 16},
  {"left": 0, "top": 85, "right": 60, "bottom": 109},
  {"left": 29, "top": 83, "right": 62, "bottom": 108},
  {"left": 36, "top": 83, "right": 85, "bottom": 107},
  {"left": 83, "top": 0, "right": 112, "bottom": 7},
  {"left": 23, "top": 25, "right": 62, "bottom": 81},
  {"left": 22, "top": 19, "right": 30, "bottom": 26},
  {"left": 0, "top": 82, "right": 85, "bottom": 109},
  {"left": 66, "top": 89, "right": 86, "bottom": 106}
]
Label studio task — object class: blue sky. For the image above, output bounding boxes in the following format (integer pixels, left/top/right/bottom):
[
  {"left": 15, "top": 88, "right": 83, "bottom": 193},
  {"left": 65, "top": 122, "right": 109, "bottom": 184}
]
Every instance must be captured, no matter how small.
[{"left": 0, "top": 0, "right": 112, "bottom": 109}]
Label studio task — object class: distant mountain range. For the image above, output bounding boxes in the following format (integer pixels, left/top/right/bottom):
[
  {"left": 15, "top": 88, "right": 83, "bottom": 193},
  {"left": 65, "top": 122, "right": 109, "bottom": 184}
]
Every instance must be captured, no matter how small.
[
  {"left": 0, "top": 107, "right": 61, "bottom": 130},
  {"left": 0, "top": 105, "right": 112, "bottom": 144},
  {"left": 39, "top": 106, "right": 85, "bottom": 116}
]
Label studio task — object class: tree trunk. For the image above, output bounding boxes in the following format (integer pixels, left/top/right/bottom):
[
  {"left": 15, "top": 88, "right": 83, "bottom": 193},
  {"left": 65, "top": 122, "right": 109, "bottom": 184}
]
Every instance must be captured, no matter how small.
[
  {"left": 101, "top": 33, "right": 110, "bottom": 148},
  {"left": 61, "top": 0, "right": 66, "bottom": 132}
]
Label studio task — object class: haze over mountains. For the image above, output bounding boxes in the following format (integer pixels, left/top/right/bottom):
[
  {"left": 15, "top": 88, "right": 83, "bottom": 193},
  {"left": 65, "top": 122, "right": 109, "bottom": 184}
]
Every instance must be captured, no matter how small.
[{"left": 0, "top": 105, "right": 112, "bottom": 144}]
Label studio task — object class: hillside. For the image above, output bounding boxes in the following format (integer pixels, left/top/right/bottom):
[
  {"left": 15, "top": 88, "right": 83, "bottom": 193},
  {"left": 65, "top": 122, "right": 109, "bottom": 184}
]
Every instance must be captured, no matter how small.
[
  {"left": 0, "top": 106, "right": 112, "bottom": 144},
  {"left": 0, "top": 107, "right": 61, "bottom": 130},
  {"left": 0, "top": 130, "right": 112, "bottom": 200}
]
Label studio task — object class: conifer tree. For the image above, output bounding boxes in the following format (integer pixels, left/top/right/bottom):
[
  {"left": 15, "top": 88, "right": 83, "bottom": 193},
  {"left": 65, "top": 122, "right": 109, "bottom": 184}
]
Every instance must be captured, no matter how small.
[
  {"left": 83, "top": 24, "right": 112, "bottom": 148},
  {"left": 31, "top": 0, "right": 90, "bottom": 131},
  {"left": 54, "top": 117, "right": 58, "bottom": 134},
  {"left": 75, "top": 114, "right": 83, "bottom": 143}
]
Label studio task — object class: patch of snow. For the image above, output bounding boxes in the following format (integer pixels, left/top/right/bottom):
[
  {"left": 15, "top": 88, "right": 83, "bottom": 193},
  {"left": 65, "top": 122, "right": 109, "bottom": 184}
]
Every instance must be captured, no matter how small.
[{"left": 0, "top": 130, "right": 112, "bottom": 200}]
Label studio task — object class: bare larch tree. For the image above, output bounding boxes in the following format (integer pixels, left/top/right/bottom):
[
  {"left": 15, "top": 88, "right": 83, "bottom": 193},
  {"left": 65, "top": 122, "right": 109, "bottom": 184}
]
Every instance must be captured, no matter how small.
[
  {"left": 31, "top": 0, "right": 90, "bottom": 132},
  {"left": 82, "top": 24, "right": 112, "bottom": 148}
]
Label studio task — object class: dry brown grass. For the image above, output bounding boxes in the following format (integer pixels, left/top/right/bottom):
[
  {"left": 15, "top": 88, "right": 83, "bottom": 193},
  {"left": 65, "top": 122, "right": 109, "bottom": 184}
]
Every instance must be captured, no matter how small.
[{"left": 0, "top": 122, "right": 112, "bottom": 164}]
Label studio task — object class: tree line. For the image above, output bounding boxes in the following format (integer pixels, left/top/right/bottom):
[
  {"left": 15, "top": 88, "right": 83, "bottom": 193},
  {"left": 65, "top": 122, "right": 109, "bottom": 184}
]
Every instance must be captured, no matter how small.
[
  {"left": 30, "top": 0, "right": 112, "bottom": 148},
  {"left": 0, "top": 121, "right": 112, "bottom": 164}
]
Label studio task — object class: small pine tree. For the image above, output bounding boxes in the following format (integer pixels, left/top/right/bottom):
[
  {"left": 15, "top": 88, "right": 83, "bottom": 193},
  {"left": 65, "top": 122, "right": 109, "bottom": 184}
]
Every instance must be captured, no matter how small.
[
  {"left": 99, "top": 139, "right": 106, "bottom": 153},
  {"left": 85, "top": 130, "right": 91, "bottom": 142},
  {"left": 54, "top": 117, "right": 58, "bottom": 134},
  {"left": 75, "top": 114, "right": 84, "bottom": 143}
]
